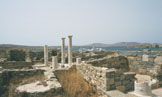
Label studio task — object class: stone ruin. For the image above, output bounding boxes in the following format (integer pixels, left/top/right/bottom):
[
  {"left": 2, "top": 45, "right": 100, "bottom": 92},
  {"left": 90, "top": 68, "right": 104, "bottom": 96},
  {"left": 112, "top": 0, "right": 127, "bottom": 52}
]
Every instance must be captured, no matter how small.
[
  {"left": 15, "top": 35, "right": 74, "bottom": 97},
  {"left": 77, "top": 63, "right": 136, "bottom": 92},
  {"left": 10, "top": 36, "right": 162, "bottom": 97},
  {"left": 127, "top": 54, "right": 162, "bottom": 88}
]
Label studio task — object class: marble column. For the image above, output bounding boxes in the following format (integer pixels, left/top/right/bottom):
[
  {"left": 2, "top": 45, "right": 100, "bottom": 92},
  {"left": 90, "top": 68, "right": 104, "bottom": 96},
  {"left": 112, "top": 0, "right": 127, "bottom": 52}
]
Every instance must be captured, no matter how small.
[
  {"left": 25, "top": 52, "right": 31, "bottom": 62},
  {"left": 68, "top": 35, "right": 72, "bottom": 65},
  {"left": 61, "top": 38, "right": 65, "bottom": 65},
  {"left": 44, "top": 45, "right": 48, "bottom": 65},
  {"left": 52, "top": 56, "right": 58, "bottom": 70},
  {"left": 76, "top": 58, "right": 81, "bottom": 65}
]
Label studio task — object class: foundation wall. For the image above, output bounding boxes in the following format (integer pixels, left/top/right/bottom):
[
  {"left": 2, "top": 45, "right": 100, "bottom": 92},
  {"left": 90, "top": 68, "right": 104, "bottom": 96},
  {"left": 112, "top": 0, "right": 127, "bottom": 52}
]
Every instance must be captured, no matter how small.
[{"left": 77, "top": 64, "right": 135, "bottom": 92}]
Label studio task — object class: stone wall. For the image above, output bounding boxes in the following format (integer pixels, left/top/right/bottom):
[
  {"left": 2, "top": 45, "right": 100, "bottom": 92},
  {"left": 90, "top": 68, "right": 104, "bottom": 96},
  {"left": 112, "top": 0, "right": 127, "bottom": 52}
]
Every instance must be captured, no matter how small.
[
  {"left": 77, "top": 64, "right": 107, "bottom": 90},
  {"left": 106, "top": 69, "right": 135, "bottom": 92},
  {"left": 127, "top": 55, "right": 162, "bottom": 88},
  {"left": 0, "top": 69, "right": 44, "bottom": 97},
  {"left": 128, "top": 55, "right": 162, "bottom": 75},
  {"left": 88, "top": 56, "right": 129, "bottom": 72},
  {"left": 0, "top": 62, "right": 32, "bottom": 69},
  {"left": 77, "top": 63, "right": 135, "bottom": 92}
]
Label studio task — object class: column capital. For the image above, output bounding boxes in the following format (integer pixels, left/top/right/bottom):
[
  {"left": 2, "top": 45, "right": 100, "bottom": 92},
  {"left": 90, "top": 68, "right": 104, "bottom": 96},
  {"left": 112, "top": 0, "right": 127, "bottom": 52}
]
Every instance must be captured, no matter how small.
[
  {"left": 62, "top": 37, "right": 65, "bottom": 40},
  {"left": 68, "top": 35, "right": 73, "bottom": 38}
]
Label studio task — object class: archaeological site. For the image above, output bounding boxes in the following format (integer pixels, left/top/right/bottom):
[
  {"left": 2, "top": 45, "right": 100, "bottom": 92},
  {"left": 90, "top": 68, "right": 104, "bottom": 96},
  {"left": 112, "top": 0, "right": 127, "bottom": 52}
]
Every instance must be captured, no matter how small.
[{"left": 0, "top": 36, "right": 162, "bottom": 97}]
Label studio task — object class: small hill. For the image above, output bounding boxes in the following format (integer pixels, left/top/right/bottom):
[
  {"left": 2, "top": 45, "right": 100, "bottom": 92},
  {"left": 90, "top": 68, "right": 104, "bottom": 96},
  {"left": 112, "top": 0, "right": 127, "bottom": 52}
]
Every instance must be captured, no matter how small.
[
  {"left": 84, "top": 43, "right": 110, "bottom": 47},
  {"left": 110, "top": 42, "right": 141, "bottom": 47},
  {"left": 85, "top": 42, "right": 141, "bottom": 47}
]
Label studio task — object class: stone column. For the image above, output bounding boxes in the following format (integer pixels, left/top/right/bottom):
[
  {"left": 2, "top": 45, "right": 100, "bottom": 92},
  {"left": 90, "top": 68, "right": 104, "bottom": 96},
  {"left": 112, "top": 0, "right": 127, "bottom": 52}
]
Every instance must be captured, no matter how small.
[
  {"left": 44, "top": 45, "right": 48, "bottom": 65},
  {"left": 68, "top": 35, "right": 72, "bottom": 65},
  {"left": 76, "top": 58, "right": 81, "bottom": 65},
  {"left": 52, "top": 56, "right": 58, "bottom": 70},
  {"left": 25, "top": 52, "right": 31, "bottom": 62},
  {"left": 61, "top": 38, "right": 65, "bottom": 65}
]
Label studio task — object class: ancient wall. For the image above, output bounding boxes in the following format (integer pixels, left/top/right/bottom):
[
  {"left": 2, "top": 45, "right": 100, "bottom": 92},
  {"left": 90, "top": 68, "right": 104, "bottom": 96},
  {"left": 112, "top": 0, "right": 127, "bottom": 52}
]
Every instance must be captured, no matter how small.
[
  {"left": 88, "top": 56, "right": 129, "bottom": 72},
  {"left": 128, "top": 55, "right": 157, "bottom": 75},
  {"left": 77, "top": 64, "right": 107, "bottom": 90},
  {"left": 77, "top": 63, "right": 135, "bottom": 92},
  {"left": 0, "top": 69, "right": 44, "bottom": 97},
  {"left": 128, "top": 55, "right": 162, "bottom": 88}
]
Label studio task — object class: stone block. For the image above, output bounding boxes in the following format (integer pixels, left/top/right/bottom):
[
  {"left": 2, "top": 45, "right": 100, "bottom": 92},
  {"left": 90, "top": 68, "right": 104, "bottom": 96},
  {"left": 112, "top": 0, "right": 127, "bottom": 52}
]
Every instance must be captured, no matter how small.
[
  {"left": 122, "top": 80, "right": 129, "bottom": 85},
  {"left": 106, "top": 90, "right": 126, "bottom": 97},
  {"left": 115, "top": 81, "right": 121, "bottom": 86},
  {"left": 110, "top": 85, "right": 116, "bottom": 90},
  {"left": 124, "top": 72, "right": 135, "bottom": 79},
  {"left": 125, "top": 83, "right": 134, "bottom": 91},
  {"left": 154, "top": 56, "right": 162, "bottom": 64},
  {"left": 120, "top": 75, "right": 125, "bottom": 80},
  {"left": 116, "top": 85, "right": 125, "bottom": 92},
  {"left": 107, "top": 78, "right": 114, "bottom": 85},
  {"left": 142, "top": 55, "right": 149, "bottom": 61},
  {"left": 106, "top": 70, "right": 116, "bottom": 78},
  {"left": 115, "top": 77, "right": 120, "bottom": 80},
  {"left": 106, "top": 85, "right": 110, "bottom": 90}
]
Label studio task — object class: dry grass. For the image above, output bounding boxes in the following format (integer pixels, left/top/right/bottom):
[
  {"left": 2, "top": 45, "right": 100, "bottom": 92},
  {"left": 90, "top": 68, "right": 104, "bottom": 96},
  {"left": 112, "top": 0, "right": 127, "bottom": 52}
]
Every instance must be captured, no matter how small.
[{"left": 55, "top": 66, "right": 100, "bottom": 97}]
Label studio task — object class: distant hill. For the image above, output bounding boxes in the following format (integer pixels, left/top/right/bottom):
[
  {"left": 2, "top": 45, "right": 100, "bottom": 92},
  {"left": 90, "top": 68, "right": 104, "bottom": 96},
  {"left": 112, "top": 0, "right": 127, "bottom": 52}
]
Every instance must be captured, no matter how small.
[
  {"left": 0, "top": 44, "right": 51, "bottom": 50},
  {"left": 109, "top": 42, "right": 141, "bottom": 47},
  {"left": 0, "top": 44, "right": 81, "bottom": 50},
  {"left": 85, "top": 42, "right": 141, "bottom": 47},
  {"left": 0, "top": 44, "right": 42, "bottom": 48},
  {"left": 84, "top": 43, "right": 110, "bottom": 47},
  {"left": 0, "top": 42, "right": 161, "bottom": 49}
]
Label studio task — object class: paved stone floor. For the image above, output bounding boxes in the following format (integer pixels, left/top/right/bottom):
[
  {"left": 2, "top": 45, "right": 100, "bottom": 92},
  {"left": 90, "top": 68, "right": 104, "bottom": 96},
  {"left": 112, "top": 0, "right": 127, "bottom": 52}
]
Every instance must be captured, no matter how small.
[
  {"left": 107, "top": 88, "right": 162, "bottom": 97},
  {"left": 16, "top": 64, "right": 62, "bottom": 93},
  {"left": 152, "top": 88, "right": 162, "bottom": 97}
]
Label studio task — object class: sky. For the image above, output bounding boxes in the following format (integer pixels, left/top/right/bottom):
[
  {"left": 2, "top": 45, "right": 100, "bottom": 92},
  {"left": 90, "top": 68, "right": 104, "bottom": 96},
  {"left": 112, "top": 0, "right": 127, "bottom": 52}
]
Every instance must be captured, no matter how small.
[{"left": 0, "top": 0, "right": 162, "bottom": 46}]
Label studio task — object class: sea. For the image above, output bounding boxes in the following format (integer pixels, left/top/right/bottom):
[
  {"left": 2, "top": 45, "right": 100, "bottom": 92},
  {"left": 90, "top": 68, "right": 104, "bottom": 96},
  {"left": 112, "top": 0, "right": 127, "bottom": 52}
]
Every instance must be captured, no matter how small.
[{"left": 28, "top": 46, "right": 162, "bottom": 55}]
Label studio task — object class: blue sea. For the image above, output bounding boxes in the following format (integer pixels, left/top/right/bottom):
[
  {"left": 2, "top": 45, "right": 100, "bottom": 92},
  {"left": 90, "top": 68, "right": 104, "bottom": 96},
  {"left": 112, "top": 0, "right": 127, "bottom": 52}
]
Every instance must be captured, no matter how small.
[
  {"left": 75, "top": 46, "right": 162, "bottom": 55},
  {"left": 96, "top": 46, "right": 162, "bottom": 55},
  {"left": 28, "top": 46, "right": 162, "bottom": 55}
]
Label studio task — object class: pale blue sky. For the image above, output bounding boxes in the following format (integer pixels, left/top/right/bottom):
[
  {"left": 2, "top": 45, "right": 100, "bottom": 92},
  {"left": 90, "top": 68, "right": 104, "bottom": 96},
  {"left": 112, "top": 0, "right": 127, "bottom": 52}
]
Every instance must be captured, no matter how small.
[{"left": 0, "top": 0, "right": 162, "bottom": 46}]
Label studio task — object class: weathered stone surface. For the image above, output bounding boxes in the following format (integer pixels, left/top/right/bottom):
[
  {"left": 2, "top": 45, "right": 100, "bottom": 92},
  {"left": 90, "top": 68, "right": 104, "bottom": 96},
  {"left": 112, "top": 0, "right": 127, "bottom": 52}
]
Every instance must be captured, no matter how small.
[
  {"left": 142, "top": 55, "right": 149, "bottom": 61},
  {"left": 154, "top": 56, "right": 162, "bottom": 64},
  {"left": 77, "top": 64, "right": 107, "bottom": 91},
  {"left": 77, "top": 63, "right": 135, "bottom": 92},
  {"left": 115, "top": 81, "right": 121, "bottom": 86},
  {"left": 0, "top": 69, "right": 46, "bottom": 97},
  {"left": 128, "top": 54, "right": 162, "bottom": 89},
  {"left": 89, "top": 56, "right": 130, "bottom": 72},
  {"left": 107, "top": 79, "right": 114, "bottom": 85},
  {"left": 106, "top": 90, "right": 126, "bottom": 97},
  {"left": 116, "top": 85, "right": 125, "bottom": 92}
]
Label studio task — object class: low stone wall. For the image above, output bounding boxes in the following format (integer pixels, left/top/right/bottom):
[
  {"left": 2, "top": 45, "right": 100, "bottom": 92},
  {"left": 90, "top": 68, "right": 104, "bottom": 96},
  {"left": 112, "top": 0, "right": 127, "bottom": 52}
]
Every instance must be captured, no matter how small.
[
  {"left": 127, "top": 55, "right": 162, "bottom": 88},
  {"left": 14, "top": 88, "right": 63, "bottom": 97},
  {"left": 128, "top": 56, "right": 155, "bottom": 75},
  {"left": 77, "top": 63, "right": 136, "bottom": 92},
  {"left": 106, "top": 70, "right": 136, "bottom": 92},
  {"left": 156, "top": 68, "right": 162, "bottom": 87},
  {"left": 0, "top": 69, "right": 44, "bottom": 97},
  {"left": 88, "top": 56, "right": 129, "bottom": 72},
  {"left": 77, "top": 64, "right": 107, "bottom": 90},
  {"left": 0, "top": 62, "right": 33, "bottom": 69}
]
